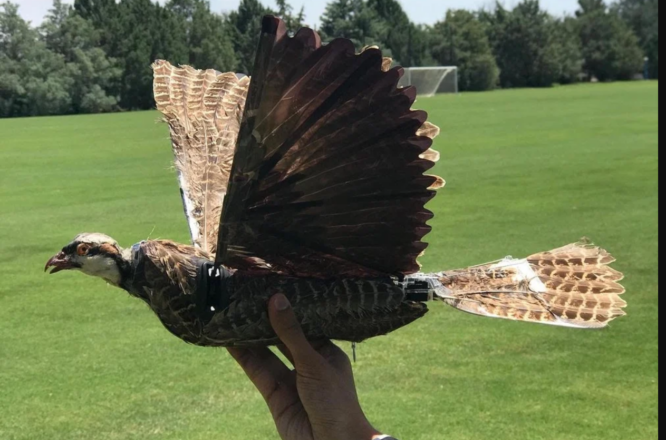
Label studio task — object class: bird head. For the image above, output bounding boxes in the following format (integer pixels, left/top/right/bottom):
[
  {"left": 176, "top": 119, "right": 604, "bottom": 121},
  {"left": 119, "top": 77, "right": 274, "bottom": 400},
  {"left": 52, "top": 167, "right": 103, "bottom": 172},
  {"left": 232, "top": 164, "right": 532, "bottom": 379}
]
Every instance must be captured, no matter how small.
[{"left": 45, "top": 233, "right": 127, "bottom": 286}]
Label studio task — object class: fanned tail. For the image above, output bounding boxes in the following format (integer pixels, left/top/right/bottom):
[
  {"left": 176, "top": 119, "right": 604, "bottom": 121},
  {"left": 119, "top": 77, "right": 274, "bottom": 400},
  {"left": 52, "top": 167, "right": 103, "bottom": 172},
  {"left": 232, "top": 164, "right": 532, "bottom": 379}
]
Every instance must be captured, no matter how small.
[{"left": 414, "top": 240, "right": 626, "bottom": 329}]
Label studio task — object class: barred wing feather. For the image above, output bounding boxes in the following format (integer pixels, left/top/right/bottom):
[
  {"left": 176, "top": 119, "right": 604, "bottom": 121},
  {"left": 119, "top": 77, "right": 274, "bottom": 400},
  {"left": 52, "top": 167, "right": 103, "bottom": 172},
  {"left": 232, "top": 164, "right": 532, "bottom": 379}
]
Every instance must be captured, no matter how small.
[{"left": 152, "top": 60, "right": 250, "bottom": 255}]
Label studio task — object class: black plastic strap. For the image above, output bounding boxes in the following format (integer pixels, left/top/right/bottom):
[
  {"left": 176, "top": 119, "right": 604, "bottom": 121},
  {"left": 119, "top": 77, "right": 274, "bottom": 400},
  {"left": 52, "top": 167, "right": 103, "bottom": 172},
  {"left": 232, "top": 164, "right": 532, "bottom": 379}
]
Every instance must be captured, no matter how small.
[
  {"left": 195, "top": 262, "right": 233, "bottom": 322},
  {"left": 403, "top": 278, "right": 432, "bottom": 302},
  {"left": 405, "top": 290, "right": 431, "bottom": 302}
]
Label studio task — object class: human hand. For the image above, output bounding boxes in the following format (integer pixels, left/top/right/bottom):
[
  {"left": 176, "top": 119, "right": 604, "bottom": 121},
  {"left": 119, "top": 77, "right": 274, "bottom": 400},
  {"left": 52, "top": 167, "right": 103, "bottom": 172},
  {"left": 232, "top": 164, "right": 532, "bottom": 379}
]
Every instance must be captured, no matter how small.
[{"left": 228, "top": 294, "right": 382, "bottom": 440}]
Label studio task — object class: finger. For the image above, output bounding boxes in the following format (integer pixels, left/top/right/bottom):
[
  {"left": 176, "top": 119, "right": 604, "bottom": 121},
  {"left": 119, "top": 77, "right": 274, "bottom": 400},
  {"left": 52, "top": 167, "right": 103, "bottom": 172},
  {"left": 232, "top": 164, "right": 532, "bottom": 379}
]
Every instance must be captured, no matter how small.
[
  {"left": 310, "top": 339, "right": 336, "bottom": 353},
  {"left": 278, "top": 340, "right": 338, "bottom": 367},
  {"left": 276, "top": 341, "right": 330, "bottom": 366},
  {"left": 312, "top": 341, "right": 353, "bottom": 376},
  {"left": 268, "top": 294, "right": 322, "bottom": 368},
  {"left": 317, "top": 341, "right": 345, "bottom": 359},
  {"left": 227, "top": 347, "right": 294, "bottom": 402}
]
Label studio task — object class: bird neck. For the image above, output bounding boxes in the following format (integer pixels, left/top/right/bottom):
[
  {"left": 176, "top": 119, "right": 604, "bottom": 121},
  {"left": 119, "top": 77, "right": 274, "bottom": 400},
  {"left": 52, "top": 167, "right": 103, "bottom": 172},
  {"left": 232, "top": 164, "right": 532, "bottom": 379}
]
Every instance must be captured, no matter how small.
[
  {"left": 120, "top": 247, "right": 133, "bottom": 265},
  {"left": 111, "top": 246, "right": 135, "bottom": 290}
]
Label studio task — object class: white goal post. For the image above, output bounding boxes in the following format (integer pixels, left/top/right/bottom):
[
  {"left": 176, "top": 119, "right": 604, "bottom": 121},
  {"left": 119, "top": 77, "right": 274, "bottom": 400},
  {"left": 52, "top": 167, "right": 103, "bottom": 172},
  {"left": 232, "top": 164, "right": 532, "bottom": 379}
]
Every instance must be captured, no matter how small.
[{"left": 398, "top": 66, "right": 459, "bottom": 97}]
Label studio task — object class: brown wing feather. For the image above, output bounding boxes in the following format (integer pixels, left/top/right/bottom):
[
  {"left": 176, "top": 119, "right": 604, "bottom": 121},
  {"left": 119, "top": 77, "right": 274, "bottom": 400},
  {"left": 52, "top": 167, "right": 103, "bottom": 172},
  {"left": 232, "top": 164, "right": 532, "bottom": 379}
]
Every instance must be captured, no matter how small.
[
  {"left": 214, "top": 16, "right": 444, "bottom": 278},
  {"left": 152, "top": 60, "right": 250, "bottom": 255},
  {"left": 360, "top": 46, "right": 393, "bottom": 72},
  {"left": 417, "top": 122, "right": 443, "bottom": 189}
]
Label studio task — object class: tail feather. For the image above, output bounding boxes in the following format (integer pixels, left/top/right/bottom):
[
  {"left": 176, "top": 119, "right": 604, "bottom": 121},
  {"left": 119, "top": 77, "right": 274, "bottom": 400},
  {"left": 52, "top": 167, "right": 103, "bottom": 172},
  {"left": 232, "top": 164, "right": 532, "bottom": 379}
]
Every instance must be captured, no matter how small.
[
  {"left": 543, "top": 277, "right": 625, "bottom": 294},
  {"left": 532, "top": 265, "right": 624, "bottom": 283},
  {"left": 527, "top": 242, "right": 617, "bottom": 267},
  {"left": 430, "top": 241, "right": 627, "bottom": 329}
]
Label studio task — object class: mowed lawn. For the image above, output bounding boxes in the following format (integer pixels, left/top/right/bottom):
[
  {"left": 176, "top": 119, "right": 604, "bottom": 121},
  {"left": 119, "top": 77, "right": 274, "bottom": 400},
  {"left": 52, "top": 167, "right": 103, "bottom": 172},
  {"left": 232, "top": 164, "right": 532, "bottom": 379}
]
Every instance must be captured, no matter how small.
[{"left": 0, "top": 82, "right": 658, "bottom": 440}]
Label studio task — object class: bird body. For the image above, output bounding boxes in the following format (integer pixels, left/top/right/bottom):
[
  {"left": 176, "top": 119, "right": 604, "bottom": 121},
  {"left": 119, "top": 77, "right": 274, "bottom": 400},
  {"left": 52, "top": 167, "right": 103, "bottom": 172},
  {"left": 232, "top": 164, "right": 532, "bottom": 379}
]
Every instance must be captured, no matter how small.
[
  {"left": 46, "top": 16, "right": 626, "bottom": 348},
  {"left": 76, "top": 238, "right": 426, "bottom": 346}
]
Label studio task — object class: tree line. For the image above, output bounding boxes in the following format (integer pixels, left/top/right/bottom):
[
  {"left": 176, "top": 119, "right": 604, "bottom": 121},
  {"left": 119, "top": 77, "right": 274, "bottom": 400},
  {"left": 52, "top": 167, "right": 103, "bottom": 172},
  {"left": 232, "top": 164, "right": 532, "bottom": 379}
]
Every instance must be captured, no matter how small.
[{"left": 0, "top": 0, "right": 658, "bottom": 118}]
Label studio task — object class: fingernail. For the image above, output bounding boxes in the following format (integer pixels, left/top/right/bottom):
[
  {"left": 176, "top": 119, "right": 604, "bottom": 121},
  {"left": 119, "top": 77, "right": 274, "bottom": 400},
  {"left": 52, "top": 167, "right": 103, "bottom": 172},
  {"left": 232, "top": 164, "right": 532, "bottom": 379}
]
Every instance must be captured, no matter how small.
[{"left": 274, "top": 294, "right": 290, "bottom": 311}]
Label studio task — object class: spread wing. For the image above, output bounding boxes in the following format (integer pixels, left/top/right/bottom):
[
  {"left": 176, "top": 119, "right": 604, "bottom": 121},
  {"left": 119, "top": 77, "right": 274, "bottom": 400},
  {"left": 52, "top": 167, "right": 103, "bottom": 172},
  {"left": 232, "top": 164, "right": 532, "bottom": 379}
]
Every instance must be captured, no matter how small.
[
  {"left": 214, "top": 16, "right": 444, "bottom": 278},
  {"left": 152, "top": 60, "right": 250, "bottom": 255}
]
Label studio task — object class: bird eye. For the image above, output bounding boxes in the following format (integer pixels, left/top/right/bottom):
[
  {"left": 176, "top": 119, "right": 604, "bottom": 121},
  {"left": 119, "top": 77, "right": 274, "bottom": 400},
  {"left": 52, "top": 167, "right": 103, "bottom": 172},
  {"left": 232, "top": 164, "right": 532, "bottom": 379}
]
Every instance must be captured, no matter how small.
[{"left": 77, "top": 243, "right": 91, "bottom": 256}]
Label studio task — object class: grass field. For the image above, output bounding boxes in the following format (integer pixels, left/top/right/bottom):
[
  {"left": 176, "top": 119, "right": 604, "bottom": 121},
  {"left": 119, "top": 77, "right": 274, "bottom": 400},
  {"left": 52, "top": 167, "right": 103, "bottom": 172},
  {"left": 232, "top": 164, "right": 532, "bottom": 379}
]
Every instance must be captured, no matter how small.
[{"left": 0, "top": 82, "right": 658, "bottom": 440}]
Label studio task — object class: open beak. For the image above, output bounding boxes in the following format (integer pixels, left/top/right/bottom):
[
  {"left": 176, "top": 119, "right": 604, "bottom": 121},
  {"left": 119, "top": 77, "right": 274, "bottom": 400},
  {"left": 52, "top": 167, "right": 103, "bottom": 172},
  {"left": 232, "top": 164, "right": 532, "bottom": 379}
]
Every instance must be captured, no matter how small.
[{"left": 44, "top": 251, "right": 78, "bottom": 274}]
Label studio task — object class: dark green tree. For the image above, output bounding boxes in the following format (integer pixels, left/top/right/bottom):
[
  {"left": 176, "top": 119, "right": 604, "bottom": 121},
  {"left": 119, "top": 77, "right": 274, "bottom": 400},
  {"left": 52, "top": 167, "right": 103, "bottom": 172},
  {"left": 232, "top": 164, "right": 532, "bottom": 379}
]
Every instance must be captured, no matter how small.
[
  {"left": 72, "top": 0, "right": 185, "bottom": 109},
  {"left": 430, "top": 10, "right": 499, "bottom": 91},
  {"left": 276, "top": 0, "right": 305, "bottom": 34},
  {"left": 116, "top": 0, "right": 159, "bottom": 109},
  {"left": 366, "top": 0, "right": 416, "bottom": 65},
  {"left": 152, "top": 3, "right": 189, "bottom": 65},
  {"left": 575, "top": 0, "right": 644, "bottom": 81},
  {"left": 74, "top": 0, "right": 215, "bottom": 110},
  {"left": 407, "top": 24, "right": 437, "bottom": 67},
  {"left": 41, "top": 0, "right": 121, "bottom": 113},
  {"left": 319, "top": 0, "right": 385, "bottom": 49},
  {"left": 481, "top": 0, "right": 582, "bottom": 88},
  {"left": 166, "top": 0, "right": 236, "bottom": 71},
  {"left": 550, "top": 16, "right": 584, "bottom": 84},
  {"left": 614, "top": 0, "right": 658, "bottom": 78},
  {"left": 73, "top": 0, "right": 126, "bottom": 57},
  {"left": 0, "top": 2, "right": 72, "bottom": 117},
  {"left": 227, "top": 0, "right": 274, "bottom": 74}
]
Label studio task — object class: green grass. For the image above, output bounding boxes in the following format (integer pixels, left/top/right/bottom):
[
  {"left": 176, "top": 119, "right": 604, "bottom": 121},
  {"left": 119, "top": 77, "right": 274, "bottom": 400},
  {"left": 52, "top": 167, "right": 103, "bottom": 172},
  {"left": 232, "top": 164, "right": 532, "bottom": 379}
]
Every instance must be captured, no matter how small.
[{"left": 0, "top": 82, "right": 658, "bottom": 440}]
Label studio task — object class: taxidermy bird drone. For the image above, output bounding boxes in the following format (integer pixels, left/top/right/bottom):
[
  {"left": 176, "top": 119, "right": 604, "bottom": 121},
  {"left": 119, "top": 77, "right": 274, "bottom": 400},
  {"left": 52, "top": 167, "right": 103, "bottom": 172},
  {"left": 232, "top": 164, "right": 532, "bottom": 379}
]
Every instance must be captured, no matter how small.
[{"left": 45, "top": 16, "right": 627, "bottom": 347}]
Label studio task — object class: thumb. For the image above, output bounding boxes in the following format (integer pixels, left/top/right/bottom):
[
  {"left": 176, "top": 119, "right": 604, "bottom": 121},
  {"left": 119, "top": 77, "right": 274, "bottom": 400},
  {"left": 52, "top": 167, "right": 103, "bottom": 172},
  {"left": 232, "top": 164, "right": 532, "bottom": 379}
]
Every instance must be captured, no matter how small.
[{"left": 268, "top": 294, "right": 321, "bottom": 368}]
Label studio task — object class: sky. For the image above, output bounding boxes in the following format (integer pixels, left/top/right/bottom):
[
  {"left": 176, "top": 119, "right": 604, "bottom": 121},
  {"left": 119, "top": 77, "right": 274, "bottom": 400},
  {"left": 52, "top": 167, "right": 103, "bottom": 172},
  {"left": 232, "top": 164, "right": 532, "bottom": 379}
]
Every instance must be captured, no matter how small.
[{"left": 15, "top": 0, "right": 581, "bottom": 27}]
